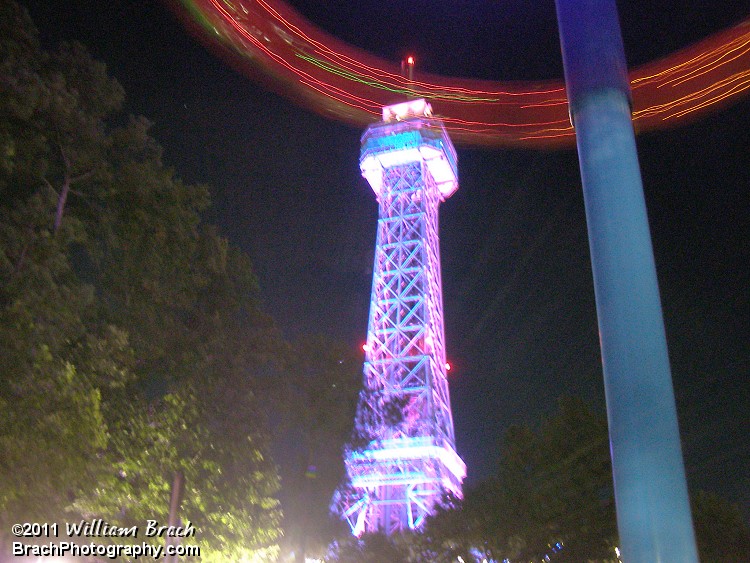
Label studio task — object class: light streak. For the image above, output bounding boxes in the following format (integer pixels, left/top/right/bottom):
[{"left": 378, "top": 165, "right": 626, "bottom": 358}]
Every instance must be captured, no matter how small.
[{"left": 172, "top": 0, "right": 750, "bottom": 148}]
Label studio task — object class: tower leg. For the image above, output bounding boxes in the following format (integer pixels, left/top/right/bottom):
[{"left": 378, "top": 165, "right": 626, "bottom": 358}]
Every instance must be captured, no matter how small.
[{"left": 555, "top": 1, "right": 699, "bottom": 561}]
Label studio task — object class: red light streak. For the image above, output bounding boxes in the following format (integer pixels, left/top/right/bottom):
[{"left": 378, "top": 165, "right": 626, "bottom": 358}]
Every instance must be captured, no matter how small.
[{"left": 173, "top": 0, "right": 750, "bottom": 148}]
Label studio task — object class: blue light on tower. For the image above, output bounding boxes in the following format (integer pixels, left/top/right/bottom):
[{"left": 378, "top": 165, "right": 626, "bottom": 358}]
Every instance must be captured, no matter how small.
[{"left": 336, "top": 99, "right": 465, "bottom": 536}]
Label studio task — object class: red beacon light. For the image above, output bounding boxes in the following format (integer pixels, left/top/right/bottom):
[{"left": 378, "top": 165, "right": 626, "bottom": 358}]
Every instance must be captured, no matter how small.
[{"left": 401, "top": 56, "right": 416, "bottom": 80}]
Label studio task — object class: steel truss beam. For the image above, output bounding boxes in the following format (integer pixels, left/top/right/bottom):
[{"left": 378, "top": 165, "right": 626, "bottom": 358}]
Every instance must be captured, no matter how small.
[{"left": 337, "top": 103, "right": 465, "bottom": 536}]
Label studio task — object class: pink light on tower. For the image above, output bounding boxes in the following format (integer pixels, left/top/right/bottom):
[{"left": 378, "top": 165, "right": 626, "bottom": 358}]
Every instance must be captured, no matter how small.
[{"left": 334, "top": 99, "right": 465, "bottom": 536}]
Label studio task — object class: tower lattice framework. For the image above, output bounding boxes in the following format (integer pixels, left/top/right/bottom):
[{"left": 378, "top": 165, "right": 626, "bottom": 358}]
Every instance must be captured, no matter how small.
[{"left": 338, "top": 100, "right": 465, "bottom": 536}]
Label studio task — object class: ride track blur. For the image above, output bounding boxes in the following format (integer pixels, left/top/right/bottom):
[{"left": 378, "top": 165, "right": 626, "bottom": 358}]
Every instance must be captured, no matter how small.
[{"left": 168, "top": 0, "right": 750, "bottom": 149}]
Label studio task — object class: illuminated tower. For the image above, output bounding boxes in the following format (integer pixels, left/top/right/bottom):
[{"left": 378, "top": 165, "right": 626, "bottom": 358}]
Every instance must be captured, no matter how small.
[{"left": 338, "top": 99, "right": 465, "bottom": 536}]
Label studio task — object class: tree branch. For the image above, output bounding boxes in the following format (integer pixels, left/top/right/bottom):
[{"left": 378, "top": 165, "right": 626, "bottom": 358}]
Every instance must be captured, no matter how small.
[
  {"left": 41, "top": 176, "right": 58, "bottom": 196},
  {"left": 70, "top": 169, "right": 96, "bottom": 185},
  {"left": 52, "top": 144, "right": 96, "bottom": 234}
]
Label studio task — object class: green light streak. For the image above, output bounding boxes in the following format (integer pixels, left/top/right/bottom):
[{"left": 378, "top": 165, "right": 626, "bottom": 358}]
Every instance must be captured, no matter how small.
[{"left": 295, "top": 53, "right": 500, "bottom": 103}]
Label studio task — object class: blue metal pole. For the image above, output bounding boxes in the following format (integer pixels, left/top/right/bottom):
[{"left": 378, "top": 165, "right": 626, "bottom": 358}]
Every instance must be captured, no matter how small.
[{"left": 554, "top": 2, "right": 699, "bottom": 561}]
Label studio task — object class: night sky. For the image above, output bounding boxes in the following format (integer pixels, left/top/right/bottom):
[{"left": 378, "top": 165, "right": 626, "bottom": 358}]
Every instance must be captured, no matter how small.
[{"left": 22, "top": 0, "right": 749, "bottom": 513}]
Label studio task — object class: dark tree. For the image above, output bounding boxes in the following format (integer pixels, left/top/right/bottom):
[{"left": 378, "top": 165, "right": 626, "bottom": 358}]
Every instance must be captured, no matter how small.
[
  {"left": 692, "top": 490, "right": 750, "bottom": 563},
  {"left": 1, "top": 2, "right": 283, "bottom": 558},
  {"left": 274, "top": 334, "right": 362, "bottom": 561},
  {"left": 413, "top": 397, "right": 619, "bottom": 562}
]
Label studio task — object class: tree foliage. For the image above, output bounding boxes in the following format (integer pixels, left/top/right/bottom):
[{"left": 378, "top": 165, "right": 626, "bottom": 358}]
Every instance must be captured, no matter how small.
[
  {"left": 397, "top": 397, "right": 750, "bottom": 563},
  {"left": 274, "top": 334, "right": 362, "bottom": 561},
  {"left": 1, "top": 2, "right": 282, "bottom": 558},
  {"left": 0, "top": 4, "right": 126, "bottom": 529},
  {"left": 691, "top": 490, "right": 750, "bottom": 563},
  {"left": 73, "top": 389, "right": 281, "bottom": 561},
  {"left": 406, "top": 397, "right": 619, "bottom": 563},
  {"left": 325, "top": 532, "right": 412, "bottom": 563}
]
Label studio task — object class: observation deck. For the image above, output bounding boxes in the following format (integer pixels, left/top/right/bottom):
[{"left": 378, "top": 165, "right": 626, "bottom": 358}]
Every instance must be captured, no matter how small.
[{"left": 360, "top": 99, "right": 458, "bottom": 200}]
